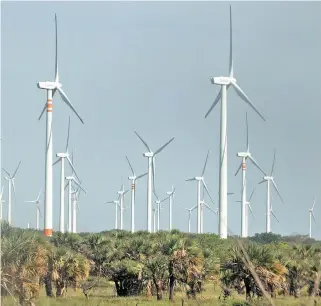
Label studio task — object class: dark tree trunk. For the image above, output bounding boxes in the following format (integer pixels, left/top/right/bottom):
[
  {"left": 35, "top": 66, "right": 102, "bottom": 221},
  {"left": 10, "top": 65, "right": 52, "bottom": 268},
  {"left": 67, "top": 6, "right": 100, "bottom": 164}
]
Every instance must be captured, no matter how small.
[
  {"left": 169, "top": 275, "right": 175, "bottom": 301},
  {"left": 153, "top": 279, "right": 163, "bottom": 300},
  {"left": 44, "top": 274, "right": 54, "bottom": 297},
  {"left": 56, "top": 280, "right": 66, "bottom": 297}
]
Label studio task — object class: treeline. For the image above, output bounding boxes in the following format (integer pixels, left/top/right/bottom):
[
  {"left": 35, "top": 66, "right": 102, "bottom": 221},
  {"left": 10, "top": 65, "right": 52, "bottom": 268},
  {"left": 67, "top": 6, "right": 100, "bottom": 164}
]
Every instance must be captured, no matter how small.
[{"left": 1, "top": 221, "right": 321, "bottom": 305}]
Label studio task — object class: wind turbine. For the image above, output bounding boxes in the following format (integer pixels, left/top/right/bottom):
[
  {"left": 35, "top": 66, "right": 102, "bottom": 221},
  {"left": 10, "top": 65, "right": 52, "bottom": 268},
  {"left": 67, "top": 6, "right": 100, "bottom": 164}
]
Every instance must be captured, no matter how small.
[
  {"left": 37, "top": 14, "right": 84, "bottom": 237},
  {"left": 186, "top": 150, "right": 216, "bottom": 234},
  {"left": 258, "top": 149, "right": 283, "bottom": 233},
  {"left": 154, "top": 191, "right": 169, "bottom": 232},
  {"left": 309, "top": 197, "right": 316, "bottom": 239},
  {"left": 117, "top": 184, "right": 129, "bottom": 230},
  {"left": 235, "top": 113, "right": 266, "bottom": 238},
  {"left": 134, "top": 131, "right": 175, "bottom": 232},
  {"left": 181, "top": 205, "right": 197, "bottom": 233},
  {"left": 204, "top": 5, "right": 265, "bottom": 239},
  {"left": 106, "top": 199, "right": 120, "bottom": 229},
  {"left": 236, "top": 188, "right": 256, "bottom": 237},
  {"left": 2, "top": 161, "right": 21, "bottom": 225},
  {"left": 71, "top": 186, "right": 84, "bottom": 234},
  {"left": 53, "top": 117, "right": 80, "bottom": 233},
  {"left": 125, "top": 156, "right": 147, "bottom": 233},
  {"left": 25, "top": 189, "right": 43, "bottom": 230},
  {"left": 166, "top": 185, "right": 176, "bottom": 231},
  {"left": 152, "top": 205, "right": 157, "bottom": 233},
  {"left": 199, "top": 186, "right": 217, "bottom": 233},
  {"left": 0, "top": 187, "right": 4, "bottom": 220}
]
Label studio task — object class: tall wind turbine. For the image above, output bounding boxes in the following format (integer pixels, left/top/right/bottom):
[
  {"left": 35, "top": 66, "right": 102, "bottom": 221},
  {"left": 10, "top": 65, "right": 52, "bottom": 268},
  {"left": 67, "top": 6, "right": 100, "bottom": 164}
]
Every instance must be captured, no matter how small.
[
  {"left": 37, "top": 14, "right": 84, "bottom": 237},
  {"left": 236, "top": 188, "right": 256, "bottom": 237},
  {"left": 309, "top": 197, "right": 316, "bottom": 239},
  {"left": 186, "top": 150, "right": 215, "bottom": 234},
  {"left": 134, "top": 131, "right": 175, "bottom": 232},
  {"left": 25, "top": 189, "right": 43, "bottom": 230},
  {"left": 53, "top": 117, "right": 80, "bottom": 233},
  {"left": 0, "top": 187, "right": 4, "bottom": 220},
  {"left": 125, "top": 156, "right": 147, "bottom": 233},
  {"left": 182, "top": 205, "right": 197, "bottom": 233},
  {"left": 166, "top": 185, "right": 176, "bottom": 231},
  {"left": 106, "top": 199, "right": 120, "bottom": 229},
  {"left": 2, "top": 161, "right": 21, "bottom": 225},
  {"left": 235, "top": 113, "right": 266, "bottom": 238},
  {"left": 258, "top": 150, "right": 283, "bottom": 233},
  {"left": 204, "top": 5, "right": 266, "bottom": 239},
  {"left": 117, "top": 184, "right": 129, "bottom": 230}
]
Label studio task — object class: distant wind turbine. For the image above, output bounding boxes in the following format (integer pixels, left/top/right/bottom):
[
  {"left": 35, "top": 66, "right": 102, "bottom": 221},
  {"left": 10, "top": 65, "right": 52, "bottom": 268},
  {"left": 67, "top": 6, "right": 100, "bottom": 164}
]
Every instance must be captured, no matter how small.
[
  {"left": 309, "top": 197, "right": 316, "bottom": 239},
  {"left": 106, "top": 199, "right": 120, "bottom": 230},
  {"left": 204, "top": 5, "right": 266, "bottom": 239},
  {"left": 134, "top": 131, "right": 175, "bottom": 232},
  {"left": 235, "top": 113, "right": 265, "bottom": 238},
  {"left": 154, "top": 191, "right": 169, "bottom": 232},
  {"left": 125, "top": 156, "right": 147, "bottom": 233},
  {"left": 181, "top": 205, "right": 197, "bottom": 233},
  {"left": 166, "top": 185, "right": 176, "bottom": 231},
  {"left": 117, "top": 184, "right": 129, "bottom": 230},
  {"left": 186, "top": 150, "right": 216, "bottom": 234},
  {"left": 258, "top": 150, "right": 284, "bottom": 233},
  {"left": 2, "top": 161, "right": 21, "bottom": 225},
  {"left": 25, "top": 189, "right": 43, "bottom": 230},
  {"left": 37, "top": 14, "right": 84, "bottom": 237},
  {"left": 0, "top": 187, "right": 5, "bottom": 220}
]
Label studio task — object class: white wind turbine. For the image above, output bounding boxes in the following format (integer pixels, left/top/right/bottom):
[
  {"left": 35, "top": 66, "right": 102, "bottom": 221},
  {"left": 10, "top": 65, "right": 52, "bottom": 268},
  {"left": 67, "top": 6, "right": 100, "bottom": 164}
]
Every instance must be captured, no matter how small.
[
  {"left": 106, "top": 199, "right": 120, "bottom": 229},
  {"left": 236, "top": 188, "right": 256, "bottom": 237},
  {"left": 182, "top": 205, "right": 197, "bottom": 233},
  {"left": 166, "top": 185, "right": 176, "bottom": 231},
  {"left": 309, "top": 197, "right": 316, "bottom": 239},
  {"left": 152, "top": 205, "right": 157, "bottom": 233},
  {"left": 125, "top": 156, "right": 147, "bottom": 233},
  {"left": 37, "top": 14, "right": 84, "bottom": 237},
  {"left": 204, "top": 5, "right": 266, "bottom": 239},
  {"left": 70, "top": 186, "right": 84, "bottom": 234},
  {"left": 53, "top": 117, "right": 80, "bottom": 233},
  {"left": 2, "top": 161, "right": 21, "bottom": 225},
  {"left": 117, "top": 184, "right": 129, "bottom": 230},
  {"left": 0, "top": 187, "right": 5, "bottom": 220},
  {"left": 235, "top": 113, "right": 266, "bottom": 238},
  {"left": 258, "top": 150, "right": 283, "bottom": 233},
  {"left": 199, "top": 188, "right": 217, "bottom": 233},
  {"left": 154, "top": 191, "right": 169, "bottom": 232},
  {"left": 25, "top": 189, "right": 43, "bottom": 230},
  {"left": 134, "top": 131, "right": 175, "bottom": 232},
  {"left": 186, "top": 150, "right": 216, "bottom": 234}
]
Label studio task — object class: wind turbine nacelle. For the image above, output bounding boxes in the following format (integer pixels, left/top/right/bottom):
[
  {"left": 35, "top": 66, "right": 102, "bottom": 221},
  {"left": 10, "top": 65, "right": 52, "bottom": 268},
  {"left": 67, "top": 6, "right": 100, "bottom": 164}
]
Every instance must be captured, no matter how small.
[
  {"left": 65, "top": 176, "right": 73, "bottom": 180},
  {"left": 264, "top": 176, "right": 273, "bottom": 180},
  {"left": 211, "top": 76, "right": 232, "bottom": 85},
  {"left": 128, "top": 176, "right": 136, "bottom": 180},
  {"left": 237, "top": 152, "right": 250, "bottom": 158},
  {"left": 195, "top": 176, "right": 203, "bottom": 181},
  {"left": 166, "top": 191, "right": 171, "bottom": 195},
  {"left": 144, "top": 152, "right": 154, "bottom": 158},
  {"left": 37, "top": 81, "right": 57, "bottom": 90},
  {"left": 57, "top": 153, "right": 68, "bottom": 158}
]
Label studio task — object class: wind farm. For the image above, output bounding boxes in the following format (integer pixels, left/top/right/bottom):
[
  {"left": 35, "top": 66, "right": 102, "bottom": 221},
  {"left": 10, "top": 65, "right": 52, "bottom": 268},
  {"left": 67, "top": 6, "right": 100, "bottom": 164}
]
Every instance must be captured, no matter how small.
[{"left": 1, "top": 2, "right": 320, "bottom": 305}]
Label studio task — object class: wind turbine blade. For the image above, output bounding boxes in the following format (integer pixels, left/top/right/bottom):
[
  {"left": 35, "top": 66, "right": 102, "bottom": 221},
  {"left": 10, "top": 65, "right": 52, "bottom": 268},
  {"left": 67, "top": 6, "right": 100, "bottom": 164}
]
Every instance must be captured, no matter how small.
[
  {"left": 134, "top": 131, "right": 151, "bottom": 152},
  {"left": 105, "top": 201, "right": 115, "bottom": 204},
  {"left": 271, "top": 179, "right": 284, "bottom": 204},
  {"left": 2, "top": 168, "right": 10, "bottom": 177},
  {"left": 271, "top": 210, "right": 279, "bottom": 223},
  {"left": 271, "top": 149, "right": 276, "bottom": 176},
  {"left": 53, "top": 157, "right": 61, "bottom": 166},
  {"left": 191, "top": 205, "right": 197, "bottom": 211},
  {"left": 230, "top": 80, "right": 266, "bottom": 121},
  {"left": 64, "top": 182, "right": 69, "bottom": 190},
  {"left": 65, "top": 116, "right": 71, "bottom": 152},
  {"left": 202, "top": 179, "right": 215, "bottom": 206},
  {"left": 0, "top": 186, "right": 3, "bottom": 200},
  {"left": 312, "top": 197, "right": 316, "bottom": 210},
  {"left": 160, "top": 196, "right": 170, "bottom": 203},
  {"left": 12, "top": 180, "right": 16, "bottom": 198},
  {"left": 66, "top": 156, "right": 81, "bottom": 182},
  {"left": 204, "top": 202, "right": 216, "bottom": 214},
  {"left": 12, "top": 161, "right": 21, "bottom": 178},
  {"left": 186, "top": 178, "right": 196, "bottom": 182},
  {"left": 72, "top": 179, "right": 86, "bottom": 194},
  {"left": 38, "top": 103, "right": 47, "bottom": 121},
  {"left": 54, "top": 14, "right": 59, "bottom": 82},
  {"left": 234, "top": 162, "right": 242, "bottom": 176},
  {"left": 248, "top": 188, "right": 255, "bottom": 202},
  {"left": 124, "top": 190, "right": 129, "bottom": 195},
  {"left": 201, "top": 150, "right": 210, "bottom": 176},
  {"left": 227, "top": 192, "right": 234, "bottom": 195},
  {"left": 153, "top": 187, "right": 158, "bottom": 200},
  {"left": 136, "top": 172, "right": 147, "bottom": 180},
  {"left": 248, "top": 156, "right": 266, "bottom": 176},
  {"left": 39, "top": 205, "right": 43, "bottom": 218},
  {"left": 258, "top": 180, "right": 265, "bottom": 185},
  {"left": 248, "top": 204, "right": 255, "bottom": 220},
  {"left": 229, "top": 5, "right": 233, "bottom": 78},
  {"left": 204, "top": 90, "right": 221, "bottom": 119},
  {"left": 154, "top": 137, "right": 175, "bottom": 155},
  {"left": 246, "top": 112, "right": 249, "bottom": 152},
  {"left": 25, "top": 200, "right": 36, "bottom": 203},
  {"left": 312, "top": 211, "right": 316, "bottom": 222},
  {"left": 125, "top": 156, "right": 135, "bottom": 176},
  {"left": 57, "top": 87, "right": 84, "bottom": 124},
  {"left": 37, "top": 189, "right": 43, "bottom": 201}
]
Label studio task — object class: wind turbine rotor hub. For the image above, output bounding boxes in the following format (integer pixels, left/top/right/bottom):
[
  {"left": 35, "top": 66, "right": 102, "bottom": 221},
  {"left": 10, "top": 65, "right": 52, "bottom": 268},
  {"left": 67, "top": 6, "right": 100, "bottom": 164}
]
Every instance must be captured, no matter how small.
[{"left": 144, "top": 152, "right": 154, "bottom": 157}]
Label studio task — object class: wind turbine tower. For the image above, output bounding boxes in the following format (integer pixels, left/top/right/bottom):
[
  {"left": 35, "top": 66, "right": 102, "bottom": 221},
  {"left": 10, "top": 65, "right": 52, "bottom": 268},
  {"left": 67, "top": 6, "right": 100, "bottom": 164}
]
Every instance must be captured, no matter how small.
[
  {"left": 117, "top": 184, "right": 128, "bottom": 230},
  {"left": 204, "top": 5, "right": 265, "bottom": 239},
  {"left": 125, "top": 156, "right": 147, "bottom": 233},
  {"left": 134, "top": 131, "right": 174, "bottom": 232},
  {"left": 36, "top": 14, "right": 84, "bottom": 237},
  {"left": 309, "top": 197, "right": 316, "bottom": 239},
  {"left": 166, "top": 185, "right": 176, "bottom": 231}
]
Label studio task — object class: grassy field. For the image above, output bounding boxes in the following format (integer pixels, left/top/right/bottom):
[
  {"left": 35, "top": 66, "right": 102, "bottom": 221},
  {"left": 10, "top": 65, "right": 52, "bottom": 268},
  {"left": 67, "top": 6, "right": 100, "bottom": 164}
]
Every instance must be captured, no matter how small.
[{"left": 3, "top": 281, "right": 321, "bottom": 306}]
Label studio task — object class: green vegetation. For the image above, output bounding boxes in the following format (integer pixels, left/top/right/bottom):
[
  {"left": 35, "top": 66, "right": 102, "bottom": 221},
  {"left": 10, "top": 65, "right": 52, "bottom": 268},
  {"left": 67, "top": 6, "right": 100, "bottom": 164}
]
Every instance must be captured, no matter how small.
[{"left": 2, "top": 221, "right": 321, "bottom": 306}]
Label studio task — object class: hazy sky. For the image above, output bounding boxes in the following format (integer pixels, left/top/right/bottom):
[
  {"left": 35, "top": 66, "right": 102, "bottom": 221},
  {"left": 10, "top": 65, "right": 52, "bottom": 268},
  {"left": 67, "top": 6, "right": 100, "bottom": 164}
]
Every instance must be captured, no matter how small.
[{"left": 1, "top": 1, "right": 321, "bottom": 238}]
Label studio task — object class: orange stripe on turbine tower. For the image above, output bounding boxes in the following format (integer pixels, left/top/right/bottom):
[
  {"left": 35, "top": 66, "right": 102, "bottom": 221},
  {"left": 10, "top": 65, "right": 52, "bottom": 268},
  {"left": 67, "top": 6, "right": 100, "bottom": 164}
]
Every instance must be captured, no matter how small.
[
  {"left": 242, "top": 162, "right": 246, "bottom": 170},
  {"left": 44, "top": 228, "right": 53, "bottom": 237}
]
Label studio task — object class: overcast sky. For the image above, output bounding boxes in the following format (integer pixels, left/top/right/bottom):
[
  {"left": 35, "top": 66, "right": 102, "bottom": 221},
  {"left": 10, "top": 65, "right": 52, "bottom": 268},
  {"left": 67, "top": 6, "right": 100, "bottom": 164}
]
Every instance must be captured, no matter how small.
[{"left": 1, "top": 1, "right": 321, "bottom": 239}]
